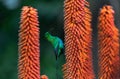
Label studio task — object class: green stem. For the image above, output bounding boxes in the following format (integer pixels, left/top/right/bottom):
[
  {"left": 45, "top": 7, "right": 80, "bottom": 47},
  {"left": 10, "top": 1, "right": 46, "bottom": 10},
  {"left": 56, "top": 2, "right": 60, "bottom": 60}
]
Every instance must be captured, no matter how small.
[{"left": 56, "top": 58, "right": 58, "bottom": 79}]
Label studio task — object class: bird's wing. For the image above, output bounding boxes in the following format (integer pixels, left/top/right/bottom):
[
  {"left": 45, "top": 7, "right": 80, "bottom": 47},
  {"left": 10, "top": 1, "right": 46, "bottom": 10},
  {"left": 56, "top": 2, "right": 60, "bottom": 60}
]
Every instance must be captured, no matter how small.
[{"left": 54, "top": 41, "right": 60, "bottom": 60}]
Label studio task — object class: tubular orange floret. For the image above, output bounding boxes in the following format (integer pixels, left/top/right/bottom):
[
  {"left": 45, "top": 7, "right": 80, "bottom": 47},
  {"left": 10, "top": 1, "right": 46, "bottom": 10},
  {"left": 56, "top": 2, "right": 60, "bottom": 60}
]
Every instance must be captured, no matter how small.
[
  {"left": 41, "top": 75, "right": 48, "bottom": 79},
  {"left": 98, "top": 5, "right": 119, "bottom": 79},
  {"left": 18, "top": 6, "right": 40, "bottom": 79},
  {"left": 63, "top": 0, "right": 95, "bottom": 79}
]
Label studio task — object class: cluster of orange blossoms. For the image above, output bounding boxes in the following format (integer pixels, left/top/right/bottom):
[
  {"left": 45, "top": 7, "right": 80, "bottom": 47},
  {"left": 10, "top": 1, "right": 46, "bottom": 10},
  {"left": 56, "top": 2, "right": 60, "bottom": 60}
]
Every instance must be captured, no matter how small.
[
  {"left": 63, "top": 0, "right": 95, "bottom": 79},
  {"left": 18, "top": 0, "right": 120, "bottom": 79},
  {"left": 18, "top": 6, "right": 40, "bottom": 79},
  {"left": 98, "top": 5, "right": 119, "bottom": 79}
]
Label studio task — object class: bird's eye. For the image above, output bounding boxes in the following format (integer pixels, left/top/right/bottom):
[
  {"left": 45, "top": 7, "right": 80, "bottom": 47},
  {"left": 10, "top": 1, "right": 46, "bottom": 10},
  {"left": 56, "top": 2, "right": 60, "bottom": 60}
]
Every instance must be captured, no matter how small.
[{"left": 45, "top": 32, "right": 49, "bottom": 37}]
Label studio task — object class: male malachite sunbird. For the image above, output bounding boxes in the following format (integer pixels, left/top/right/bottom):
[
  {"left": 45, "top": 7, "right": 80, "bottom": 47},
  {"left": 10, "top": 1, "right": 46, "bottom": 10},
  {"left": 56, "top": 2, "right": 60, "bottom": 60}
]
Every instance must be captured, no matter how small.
[{"left": 45, "top": 32, "right": 64, "bottom": 60}]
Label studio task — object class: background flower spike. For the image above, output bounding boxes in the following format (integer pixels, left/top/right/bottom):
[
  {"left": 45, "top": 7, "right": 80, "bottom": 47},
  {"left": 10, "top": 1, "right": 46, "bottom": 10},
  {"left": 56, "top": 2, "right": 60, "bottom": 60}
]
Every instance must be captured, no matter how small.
[
  {"left": 63, "top": 0, "right": 95, "bottom": 79},
  {"left": 18, "top": 6, "right": 40, "bottom": 79},
  {"left": 98, "top": 5, "right": 119, "bottom": 79}
]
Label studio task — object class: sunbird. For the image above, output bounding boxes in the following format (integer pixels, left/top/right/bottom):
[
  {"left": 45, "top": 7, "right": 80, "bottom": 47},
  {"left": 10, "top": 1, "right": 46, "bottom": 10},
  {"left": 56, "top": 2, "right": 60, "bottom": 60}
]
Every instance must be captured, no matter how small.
[{"left": 45, "top": 32, "right": 64, "bottom": 60}]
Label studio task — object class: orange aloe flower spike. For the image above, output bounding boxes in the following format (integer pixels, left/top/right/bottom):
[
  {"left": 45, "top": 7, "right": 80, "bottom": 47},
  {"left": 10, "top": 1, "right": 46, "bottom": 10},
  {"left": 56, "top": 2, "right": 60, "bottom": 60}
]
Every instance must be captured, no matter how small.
[
  {"left": 98, "top": 5, "right": 119, "bottom": 79},
  {"left": 63, "top": 0, "right": 95, "bottom": 79},
  {"left": 18, "top": 6, "right": 40, "bottom": 79}
]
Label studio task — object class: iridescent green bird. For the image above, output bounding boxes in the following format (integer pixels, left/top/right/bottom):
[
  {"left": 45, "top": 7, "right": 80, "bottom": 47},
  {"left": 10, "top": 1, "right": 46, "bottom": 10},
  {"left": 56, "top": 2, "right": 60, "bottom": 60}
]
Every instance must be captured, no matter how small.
[{"left": 45, "top": 32, "right": 64, "bottom": 60}]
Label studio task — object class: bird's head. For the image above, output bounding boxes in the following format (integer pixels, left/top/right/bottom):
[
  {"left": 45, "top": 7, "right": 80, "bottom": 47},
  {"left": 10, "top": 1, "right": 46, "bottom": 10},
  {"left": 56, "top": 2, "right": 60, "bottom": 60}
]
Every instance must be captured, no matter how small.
[{"left": 45, "top": 32, "right": 51, "bottom": 39}]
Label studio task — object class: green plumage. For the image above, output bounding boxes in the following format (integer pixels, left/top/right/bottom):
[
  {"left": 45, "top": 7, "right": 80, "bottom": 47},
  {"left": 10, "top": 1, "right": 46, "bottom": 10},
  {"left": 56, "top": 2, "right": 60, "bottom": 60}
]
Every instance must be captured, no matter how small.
[{"left": 45, "top": 32, "right": 64, "bottom": 60}]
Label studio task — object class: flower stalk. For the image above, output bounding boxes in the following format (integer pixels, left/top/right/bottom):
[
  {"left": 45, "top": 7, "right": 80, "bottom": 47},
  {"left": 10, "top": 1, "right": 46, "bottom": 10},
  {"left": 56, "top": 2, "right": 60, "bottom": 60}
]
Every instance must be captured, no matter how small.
[
  {"left": 18, "top": 6, "right": 40, "bottom": 79},
  {"left": 63, "top": 0, "right": 95, "bottom": 79},
  {"left": 98, "top": 5, "right": 119, "bottom": 79}
]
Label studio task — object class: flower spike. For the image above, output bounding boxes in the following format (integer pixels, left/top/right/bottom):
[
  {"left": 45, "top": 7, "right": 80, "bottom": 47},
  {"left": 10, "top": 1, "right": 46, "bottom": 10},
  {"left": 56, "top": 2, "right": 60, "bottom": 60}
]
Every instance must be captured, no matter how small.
[
  {"left": 98, "top": 5, "right": 119, "bottom": 79},
  {"left": 18, "top": 6, "right": 40, "bottom": 79},
  {"left": 63, "top": 0, "right": 95, "bottom": 79}
]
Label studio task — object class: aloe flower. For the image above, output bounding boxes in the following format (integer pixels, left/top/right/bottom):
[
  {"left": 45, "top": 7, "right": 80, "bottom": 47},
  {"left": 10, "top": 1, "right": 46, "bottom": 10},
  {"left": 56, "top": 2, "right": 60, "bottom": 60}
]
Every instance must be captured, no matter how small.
[
  {"left": 18, "top": 6, "right": 40, "bottom": 79},
  {"left": 63, "top": 0, "right": 95, "bottom": 79}
]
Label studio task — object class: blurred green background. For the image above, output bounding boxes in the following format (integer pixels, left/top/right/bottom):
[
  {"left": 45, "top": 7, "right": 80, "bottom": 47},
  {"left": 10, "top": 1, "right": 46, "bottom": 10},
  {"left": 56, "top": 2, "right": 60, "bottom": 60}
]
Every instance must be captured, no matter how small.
[{"left": 0, "top": 0, "right": 120, "bottom": 79}]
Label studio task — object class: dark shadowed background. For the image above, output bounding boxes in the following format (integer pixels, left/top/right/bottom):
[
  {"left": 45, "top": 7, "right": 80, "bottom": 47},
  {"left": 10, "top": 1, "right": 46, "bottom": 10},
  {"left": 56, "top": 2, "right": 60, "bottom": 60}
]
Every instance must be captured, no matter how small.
[{"left": 0, "top": 0, "right": 120, "bottom": 79}]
